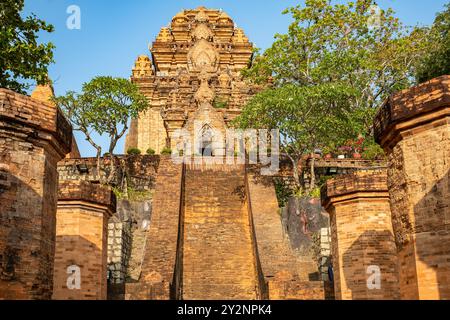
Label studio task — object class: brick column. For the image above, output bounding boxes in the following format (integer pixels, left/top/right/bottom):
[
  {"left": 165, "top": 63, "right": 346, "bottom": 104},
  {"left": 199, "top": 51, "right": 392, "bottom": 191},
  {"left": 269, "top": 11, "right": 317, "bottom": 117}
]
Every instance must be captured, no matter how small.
[
  {"left": 374, "top": 75, "right": 450, "bottom": 299},
  {"left": 53, "top": 180, "right": 116, "bottom": 300},
  {"left": 0, "top": 89, "right": 72, "bottom": 299},
  {"left": 321, "top": 169, "right": 400, "bottom": 300}
]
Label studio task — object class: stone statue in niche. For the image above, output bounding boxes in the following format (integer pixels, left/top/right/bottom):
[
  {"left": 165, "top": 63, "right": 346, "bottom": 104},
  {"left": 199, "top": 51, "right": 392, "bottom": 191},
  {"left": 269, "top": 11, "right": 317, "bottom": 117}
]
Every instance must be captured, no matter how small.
[
  {"left": 194, "top": 70, "right": 215, "bottom": 104},
  {"left": 178, "top": 69, "right": 190, "bottom": 87},
  {"left": 218, "top": 72, "right": 231, "bottom": 88}
]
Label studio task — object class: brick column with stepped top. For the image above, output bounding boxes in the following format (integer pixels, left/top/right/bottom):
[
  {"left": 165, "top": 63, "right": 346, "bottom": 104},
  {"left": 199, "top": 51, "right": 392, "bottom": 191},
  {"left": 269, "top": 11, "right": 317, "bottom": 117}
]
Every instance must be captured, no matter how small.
[
  {"left": 0, "top": 88, "right": 72, "bottom": 299},
  {"left": 53, "top": 180, "right": 116, "bottom": 300},
  {"left": 321, "top": 169, "right": 400, "bottom": 300},
  {"left": 374, "top": 75, "right": 450, "bottom": 299}
]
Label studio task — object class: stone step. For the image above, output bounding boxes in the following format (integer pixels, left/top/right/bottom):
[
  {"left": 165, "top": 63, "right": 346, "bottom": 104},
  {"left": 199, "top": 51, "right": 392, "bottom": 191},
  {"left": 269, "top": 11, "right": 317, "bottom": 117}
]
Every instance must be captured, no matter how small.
[{"left": 182, "top": 166, "right": 259, "bottom": 300}]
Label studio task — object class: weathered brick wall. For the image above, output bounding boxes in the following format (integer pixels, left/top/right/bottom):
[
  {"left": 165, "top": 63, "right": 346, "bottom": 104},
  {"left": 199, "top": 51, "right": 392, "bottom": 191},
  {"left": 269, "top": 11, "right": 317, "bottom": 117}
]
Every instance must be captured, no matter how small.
[
  {"left": 29, "top": 83, "right": 80, "bottom": 159},
  {"left": 53, "top": 180, "right": 115, "bottom": 300},
  {"left": 318, "top": 227, "right": 332, "bottom": 281},
  {"left": 0, "top": 88, "right": 71, "bottom": 299},
  {"left": 58, "top": 155, "right": 159, "bottom": 191},
  {"left": 126, "top": 156, "right": 183, "bottom": 300},
  {"left": 182, "top": 163, "right": 258, "bottom": 300},
  {"left": 281, "top": 197, "right": 330, "bottom": 258},
  {"left": 107, "top": 222, "right": 132, "bottom": 286},
  {"left": 268, "top": 278, "right": 334, "bottom": 300},
  {"left": 321, "top": 169, "right": 400, "bottom": 300},
  {"left": 247, "top": 172, "right": 331, "bottom": 300},
  {"left": 374, "top": 75, "right": 450, "bottom": 299},
  {"left": 116, "top": 200, "right": 152, "bottom": 283}
]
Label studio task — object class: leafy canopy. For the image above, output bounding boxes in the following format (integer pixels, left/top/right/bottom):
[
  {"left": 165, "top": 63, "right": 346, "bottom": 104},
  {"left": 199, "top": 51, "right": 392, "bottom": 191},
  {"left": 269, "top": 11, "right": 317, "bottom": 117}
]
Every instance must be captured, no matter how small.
[
  {"left": 0, "top": 0, "right": 55, "bottom": 93},
  {"left": 54, "top": 76, "right": 148, "bottom": 156},
  {"left": 234, "top": 83, "right": 356, "bottom": 158},
  {"left": 243, "top": 0, "right": 426, "bottom": 134},
  {"left": 416, "top": 3, "right": 450, "bottom": 82}
]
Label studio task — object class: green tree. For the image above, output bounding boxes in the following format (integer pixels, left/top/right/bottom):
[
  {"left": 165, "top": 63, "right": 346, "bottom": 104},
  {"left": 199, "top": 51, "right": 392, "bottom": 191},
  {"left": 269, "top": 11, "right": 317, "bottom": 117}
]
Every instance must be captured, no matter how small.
[
  {"left": 416, "top": 3, "right": 450, "bottom": 82},
  {"left": 0, "top": 0, "right": 55, "bottom": 93},
  {"left": 234, "top": 83, "right": 356, "bottom": 190},
  {"left": 53, "top": 76, "right": 148, "bottom": 183},
  {"left": 238, "top": 0, "right": 426, "bottom": 191}
]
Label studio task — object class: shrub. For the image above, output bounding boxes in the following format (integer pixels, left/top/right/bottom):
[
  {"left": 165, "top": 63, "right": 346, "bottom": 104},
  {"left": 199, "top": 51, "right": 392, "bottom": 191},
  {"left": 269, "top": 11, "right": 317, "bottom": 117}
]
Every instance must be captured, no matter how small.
[
  {"left": 161, "top": 147, "right": 172, "bottom": 155},
  {"left": 213, "top": 96, "right": 229, "bottom": 109},
  {"left": 309, "top": 187, "right": 321, "bottom": 198},
  {"left": 362, "top": 144, "right": 385, "bottom": 160},
  {"left": 274, "top": 179, "right": 293, "bottom": 208},
  {"left": 146, "top": 148, "right": 156, "bottom": 155},
  {"left": 127, "top": 147, "right": 141, "bottom": 155}
]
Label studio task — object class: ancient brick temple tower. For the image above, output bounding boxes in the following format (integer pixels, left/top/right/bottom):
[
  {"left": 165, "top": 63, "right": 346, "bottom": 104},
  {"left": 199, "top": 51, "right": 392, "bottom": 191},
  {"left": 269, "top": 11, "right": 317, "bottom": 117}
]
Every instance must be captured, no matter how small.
[
  {"left": 125, "top": 7, "right": 330, "bottom": 300},
  {"left": 125, "top": 7, "right": 257, "bottom": 155}
]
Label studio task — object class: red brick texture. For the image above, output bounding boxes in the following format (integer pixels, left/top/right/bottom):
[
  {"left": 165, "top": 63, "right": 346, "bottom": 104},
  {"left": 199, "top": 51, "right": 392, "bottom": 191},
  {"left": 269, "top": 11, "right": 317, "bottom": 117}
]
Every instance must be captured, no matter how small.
[
  {"left": 53, "top": 180, "right": 115, "bottom": 300},
  {"left": 374, "top": 75, "right": 450, "bottom": 299},
  {"left": 0, "top": 88, "right": 72, "bottom": 299},
  {"left": 127, "top": 157, "right": 331, "bottom": 300},
  {"left": 126, "top": 156, "right": 183, "bottom": 300},
  {"left": 248, "top": 172, "right": 331, "bottom": 300},
  {"left": 182, "top": 163, "right": 259, "bottom": 299},
  {"left": 322, "top": 170, "right": 400, "bottom": 300}
]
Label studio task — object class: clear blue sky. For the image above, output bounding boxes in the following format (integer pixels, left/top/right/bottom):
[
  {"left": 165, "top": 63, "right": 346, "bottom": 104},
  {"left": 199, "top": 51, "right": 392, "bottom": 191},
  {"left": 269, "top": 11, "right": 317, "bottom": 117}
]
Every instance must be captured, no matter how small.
[{"left": 23, "top": 0, "right": 449, "bottom": 157}]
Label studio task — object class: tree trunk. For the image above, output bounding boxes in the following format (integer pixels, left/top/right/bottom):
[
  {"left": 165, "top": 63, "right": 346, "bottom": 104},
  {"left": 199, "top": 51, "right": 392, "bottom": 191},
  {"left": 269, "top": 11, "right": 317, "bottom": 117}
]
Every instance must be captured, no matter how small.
[
  {"left": 96, "top": 149, "right": 103, "bottom": 184},
  {"left": 288, "top": 155, "right": 302, "bottom": 192},
  {"left": 309, "top": 152, "right": 316, "bottom": 192},
  {"left": 107, "top": 137, "right": 119, "bottom": 185}
]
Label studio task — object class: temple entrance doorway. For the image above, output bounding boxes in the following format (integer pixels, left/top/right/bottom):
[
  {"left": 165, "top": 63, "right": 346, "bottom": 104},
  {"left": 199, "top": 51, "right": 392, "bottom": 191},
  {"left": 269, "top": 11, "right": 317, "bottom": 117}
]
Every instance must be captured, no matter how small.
[{"left": 200, "top": 125, "right": 213, "bottom": 156}]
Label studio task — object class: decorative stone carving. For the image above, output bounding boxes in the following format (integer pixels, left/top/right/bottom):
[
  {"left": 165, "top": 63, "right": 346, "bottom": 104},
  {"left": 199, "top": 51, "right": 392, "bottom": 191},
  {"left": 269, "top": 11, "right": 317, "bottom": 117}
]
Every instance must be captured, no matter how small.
[
  {"left": 172, "top": 11, "right": 187, "bottom": 24},
  {"left": 178, "top": 69, "right": 190, "bottom": 87},
  {"left": 232, "top": 28, "right": 249, "bottom": 44},
  {"left": 191, "top": 23, "right": 214, "bottom": 41},
  {"left": 194, "top": 70, "right": 215, "bottom": 104},
  {"left": 156, "top": 27, "right": 173, "bottom": 42},
  {"left": 132, "top": 55, "right": 153, "bottom": 78},
  {"left": 218, "top": 72, "right": 231, "bottom": 88},
  {"left": 195, "top": 7, "right": 209, "bottom": 23},
  {"left": 187, "top": 39, "right": 220, "bottom": 72},
  {"left": 218, "top": 11, "right": 233, "bottom": 24}
]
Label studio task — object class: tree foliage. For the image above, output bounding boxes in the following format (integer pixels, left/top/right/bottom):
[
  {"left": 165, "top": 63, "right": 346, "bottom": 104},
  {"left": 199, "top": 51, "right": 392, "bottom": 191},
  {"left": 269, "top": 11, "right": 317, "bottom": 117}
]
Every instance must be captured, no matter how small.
[
  {"left": 236, "top": 0, "right": 426, "bottom": 190},
  {"left": 234, "top": 82, "right": 356, "bottom": 188},
  {"left": 0, "top": 0, "right": 55, "bottom": 93},
  {"left": 416, "top": 3, "right": 450, "bottom": 82},
  {"left": 53, "top": 76, "right": 148, "bottom": 183}
]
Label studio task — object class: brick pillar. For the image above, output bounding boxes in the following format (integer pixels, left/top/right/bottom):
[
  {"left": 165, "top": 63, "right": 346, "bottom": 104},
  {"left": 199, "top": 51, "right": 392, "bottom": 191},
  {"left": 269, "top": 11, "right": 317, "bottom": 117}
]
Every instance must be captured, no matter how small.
[
  {"left": 321, "top": 169, "right": 400, "bottom": 300},
  {"left": 53, "top": 180, "right": 116, "bottom": 300},
  {"left": 0, "top": 89, "right": 72, "bottom": 299},
  {"left": 374, "top": 75, "right": 450, "bottom": 300}
]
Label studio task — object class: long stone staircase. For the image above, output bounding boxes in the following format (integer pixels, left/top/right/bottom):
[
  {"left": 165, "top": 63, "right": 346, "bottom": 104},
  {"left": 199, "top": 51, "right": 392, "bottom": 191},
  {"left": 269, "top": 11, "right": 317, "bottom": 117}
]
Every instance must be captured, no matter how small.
[
  {"left": 182, "top": 162, "right": 259, "bottom": 299},
  {"left": 127, "top": 158, "right": 330, "bottom": 300}
]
